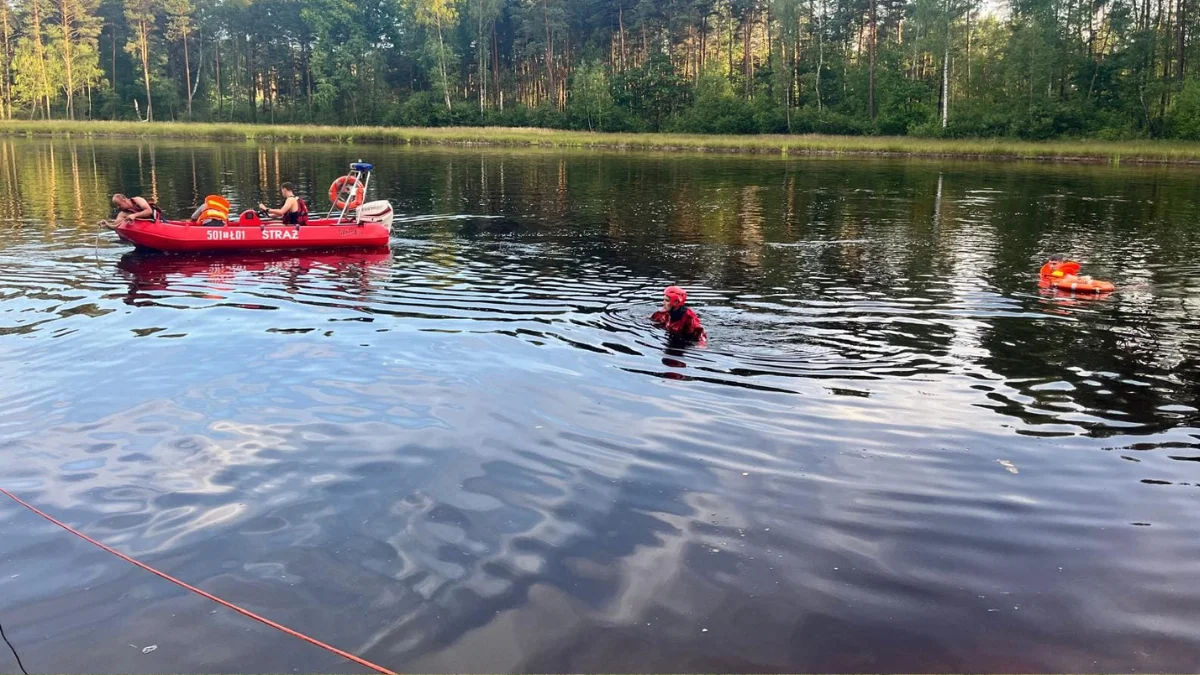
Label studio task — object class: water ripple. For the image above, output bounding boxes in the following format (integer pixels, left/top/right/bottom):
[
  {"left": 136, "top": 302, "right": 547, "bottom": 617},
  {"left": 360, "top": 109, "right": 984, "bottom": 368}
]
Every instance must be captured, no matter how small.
[{"left": 2, "top": 142, "right": 1200, "bottom": 672}]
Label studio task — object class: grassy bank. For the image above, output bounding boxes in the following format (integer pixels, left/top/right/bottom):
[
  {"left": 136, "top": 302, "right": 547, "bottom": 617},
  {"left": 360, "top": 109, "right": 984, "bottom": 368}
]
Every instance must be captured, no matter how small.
[{"left": 5, "top": 119, "right": 1200, "bottom": 163}]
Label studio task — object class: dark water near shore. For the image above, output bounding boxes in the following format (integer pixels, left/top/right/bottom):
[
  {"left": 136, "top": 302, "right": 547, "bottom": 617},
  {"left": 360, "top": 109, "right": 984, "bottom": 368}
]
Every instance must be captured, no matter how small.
[{"left": 2, "top": 138, "right": 1200, "bottom": 673}]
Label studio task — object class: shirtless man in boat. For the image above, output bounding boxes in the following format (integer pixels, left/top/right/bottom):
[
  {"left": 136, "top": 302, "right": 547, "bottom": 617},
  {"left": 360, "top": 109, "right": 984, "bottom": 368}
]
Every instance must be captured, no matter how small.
[
  {"left": 100, "top": 193, "right": 160, "bottom": 230},
  {"left": 258, "top": 183, "right": 309, "bottom": 226}
]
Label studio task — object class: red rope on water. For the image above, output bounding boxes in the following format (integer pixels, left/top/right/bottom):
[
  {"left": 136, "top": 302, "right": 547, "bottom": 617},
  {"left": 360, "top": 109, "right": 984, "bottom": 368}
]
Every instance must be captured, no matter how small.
[{"left": 0, "top": 488, "right": 397, "bottom": 675}]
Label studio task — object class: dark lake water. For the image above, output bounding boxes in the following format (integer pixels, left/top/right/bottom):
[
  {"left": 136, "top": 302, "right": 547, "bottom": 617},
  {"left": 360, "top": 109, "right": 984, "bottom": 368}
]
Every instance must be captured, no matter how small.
[{"left": 2, "top": 138, "right": 1200, "bottom": 673}]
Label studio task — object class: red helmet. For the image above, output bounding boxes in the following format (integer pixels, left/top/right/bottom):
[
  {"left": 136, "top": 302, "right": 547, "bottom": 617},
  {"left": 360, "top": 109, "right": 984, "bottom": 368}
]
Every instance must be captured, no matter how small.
[{"left": 664, "top": 286, "right": 687, "bottom": 307}]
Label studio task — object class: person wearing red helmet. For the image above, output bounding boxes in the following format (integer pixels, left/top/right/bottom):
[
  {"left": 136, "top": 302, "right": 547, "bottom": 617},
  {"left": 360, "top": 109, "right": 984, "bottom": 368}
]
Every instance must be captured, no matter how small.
[{"left": 651, "top": 285, "right": 707, "bottom": 345}]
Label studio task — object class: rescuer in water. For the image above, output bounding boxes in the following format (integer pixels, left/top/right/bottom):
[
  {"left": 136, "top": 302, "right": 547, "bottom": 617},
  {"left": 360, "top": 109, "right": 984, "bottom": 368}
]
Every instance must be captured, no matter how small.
[{"left": 651, "top": 285, "right": 707, "bottom": 345}]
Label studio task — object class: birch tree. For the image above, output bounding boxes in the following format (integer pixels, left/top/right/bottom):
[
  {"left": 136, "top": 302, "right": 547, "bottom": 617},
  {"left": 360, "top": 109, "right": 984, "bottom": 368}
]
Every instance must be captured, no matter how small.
[{"left": 409, "top": 0, "right": 459, "bottom": 111}]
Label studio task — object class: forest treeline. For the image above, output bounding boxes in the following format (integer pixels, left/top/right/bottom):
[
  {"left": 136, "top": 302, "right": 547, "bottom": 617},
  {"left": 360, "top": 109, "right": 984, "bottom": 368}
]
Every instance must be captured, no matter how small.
[{"left": 4, "top": 0, "right": 1200, "bottom": 139}]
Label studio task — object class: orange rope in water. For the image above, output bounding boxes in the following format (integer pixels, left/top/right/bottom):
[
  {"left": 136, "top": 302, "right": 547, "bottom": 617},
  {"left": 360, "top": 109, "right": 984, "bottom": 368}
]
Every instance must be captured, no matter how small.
[{"left": 0, "top": 488, "right": 397, "bottom": 675}]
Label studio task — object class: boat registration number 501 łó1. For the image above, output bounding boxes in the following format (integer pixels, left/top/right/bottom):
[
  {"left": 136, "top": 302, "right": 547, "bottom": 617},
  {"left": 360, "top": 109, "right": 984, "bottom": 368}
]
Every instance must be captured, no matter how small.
[
  {"left": 205, "top": 229, "right": 299, "bottom": 241},
  {"left": 206, "top": 229, "right": 247, "bottom": 241}
]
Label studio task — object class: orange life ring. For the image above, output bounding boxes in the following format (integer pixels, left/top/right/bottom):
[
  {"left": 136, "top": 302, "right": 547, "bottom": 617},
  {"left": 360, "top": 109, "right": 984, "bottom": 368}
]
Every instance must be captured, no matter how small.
[
  {"left": 1054, "top": 276, "right": 1115, "bottom": 294},
  {"left": 329, "top": 176, "right": 365, "bottom": 211}
]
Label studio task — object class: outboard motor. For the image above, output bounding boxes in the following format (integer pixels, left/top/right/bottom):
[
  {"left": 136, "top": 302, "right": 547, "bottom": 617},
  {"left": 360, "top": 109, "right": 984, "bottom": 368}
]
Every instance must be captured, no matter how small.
[{"left": 357, "top": 200, "right": 394, "bottom": 231}]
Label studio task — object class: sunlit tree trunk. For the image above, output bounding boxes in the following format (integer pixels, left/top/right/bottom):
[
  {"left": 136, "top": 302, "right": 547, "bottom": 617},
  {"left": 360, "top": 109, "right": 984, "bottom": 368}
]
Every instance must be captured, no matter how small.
[
  {"left": 965, "top": 1, "right": 971, "bottom": 97},
  {"left": 31, "top": 0, "right": 53, "bottom": 119},
  {"left": 941, "top": 35, "right": 949, "bottom": 128},
  {"left": 478, "top": 5, "right": 485, "bottom": 113},
  {"left": 618, "top": 5, "right": 626, "bottom": 71},
  {"left": 248, "top": 38, "right": 257, "bottom": 121},
  {"left": 59, "top": 0, "right": 74, "bottom": 119},
  {"left": 304, "top": 41, "right": 312, "bottom": 115},
  {"left": 183, "top": 30, "right": 192, "bottom": 115},
  {"left": 743, "top": 11, "right": 752, "bottom": 98},
  {"left": 1178, "top": 0, "right": 1186, "bottom": 79},
  {"left": 814, "top": 0, "right": 823, "bottom": 111},
  {"left": 139, "top": 20, "right": 152, "bottom": 120},
  {"left": 783, "top": 37, "right": 791, "bottom": 130},
  {"left": 0, "top": 0, "right": 11, "bottom": 120},
  {"left": 215, "top": 35, "right": 222, "bottom": 118},
  {"left": 436, "top": 12, "right": 451, "bottom": 110},
  {"left": 1160, "top": 0, "right": 1172, "bottom": 120},
  {"left": 764, "top": 0, "right": 772, "bottom": 86},
  {"left": 727, "top": 10, "right": 734, "bottom": 75},
  {"left": 492, "top": 21, "right": 501, "bottom": 109},
  {"left": 543, "top": 0, "right": 554, "bottom": 108},
  {"left": 125, "top": 0, "right": 160, "bottom": 121},
  {"left": 868, "top": 0, "right": 876, "bottom": 121}
]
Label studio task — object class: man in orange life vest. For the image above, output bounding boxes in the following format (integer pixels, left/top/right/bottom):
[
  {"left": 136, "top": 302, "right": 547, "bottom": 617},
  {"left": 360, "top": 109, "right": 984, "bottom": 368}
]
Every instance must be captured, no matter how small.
[
  {"left": 258, "top": 182, "right": 309, "bottom": 226},
  {"left": 651, "top": 285, "right": 707, "bottom": 345}
]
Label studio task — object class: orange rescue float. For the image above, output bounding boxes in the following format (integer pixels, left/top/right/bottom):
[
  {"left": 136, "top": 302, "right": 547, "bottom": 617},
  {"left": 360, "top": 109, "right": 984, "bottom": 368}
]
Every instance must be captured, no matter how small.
[
  {"left": 1039, "top": 259, "right": 1115, "bottom": 295},
  {"left": 329, "top": 175, "right": 365, "bottom": 211}
]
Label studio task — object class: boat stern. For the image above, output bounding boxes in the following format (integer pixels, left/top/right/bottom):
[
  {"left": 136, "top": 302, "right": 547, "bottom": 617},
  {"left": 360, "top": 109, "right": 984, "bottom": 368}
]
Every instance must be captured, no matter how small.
[{"left": 357, "top": 200, "right": 394, "bottom": 231}]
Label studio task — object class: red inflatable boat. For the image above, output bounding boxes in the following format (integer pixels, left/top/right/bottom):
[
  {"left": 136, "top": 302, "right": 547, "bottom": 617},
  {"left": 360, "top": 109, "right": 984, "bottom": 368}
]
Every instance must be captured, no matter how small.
[
  {"left": 115, "top": 213, "right": 391, "bottom": 252},
  {"left": 112, "top": 162, "right": 394, "bottom": 253}
]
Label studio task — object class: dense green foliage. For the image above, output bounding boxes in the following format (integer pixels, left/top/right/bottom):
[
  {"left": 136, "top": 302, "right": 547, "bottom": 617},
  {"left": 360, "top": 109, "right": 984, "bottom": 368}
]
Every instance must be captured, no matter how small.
[{"left": 1, "top": 0, "right": 1199, "bottom": 139}]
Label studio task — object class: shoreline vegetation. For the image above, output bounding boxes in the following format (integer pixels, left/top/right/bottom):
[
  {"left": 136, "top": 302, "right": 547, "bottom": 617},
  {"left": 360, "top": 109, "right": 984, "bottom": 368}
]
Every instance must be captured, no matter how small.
[{"left": 6, "top": 120, "right": 1200, "bottom": 164}]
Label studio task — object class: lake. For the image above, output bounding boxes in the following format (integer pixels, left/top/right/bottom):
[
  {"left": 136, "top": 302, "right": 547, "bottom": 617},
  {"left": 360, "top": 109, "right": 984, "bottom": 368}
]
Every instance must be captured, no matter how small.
[{"left": 1, "top": 138, "right": 1199, "bottom": 673}]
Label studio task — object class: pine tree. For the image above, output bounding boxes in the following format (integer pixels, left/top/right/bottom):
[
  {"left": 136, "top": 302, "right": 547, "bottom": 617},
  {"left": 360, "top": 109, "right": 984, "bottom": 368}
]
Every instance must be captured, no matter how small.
[
  {"left": 0, "top": 0, "right": 12, "bottom": 119},
  {"left": 15, "top": 0, "right": 56, "bottom": 118},
  {"left": 54, "top": 0, "right": 102, "bottom": 118},
  {"left": 124, "top": 0, "right": 159, "bottom": 120},
  {"left": 164, "top": 0, "right": 195, "bottom": 116}
]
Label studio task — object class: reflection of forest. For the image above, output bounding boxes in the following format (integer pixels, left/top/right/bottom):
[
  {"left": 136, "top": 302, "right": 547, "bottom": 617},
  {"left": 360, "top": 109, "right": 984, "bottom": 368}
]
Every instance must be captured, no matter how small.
[{"left": 3, "top": 139, "right": 1200, "bottom": 436}]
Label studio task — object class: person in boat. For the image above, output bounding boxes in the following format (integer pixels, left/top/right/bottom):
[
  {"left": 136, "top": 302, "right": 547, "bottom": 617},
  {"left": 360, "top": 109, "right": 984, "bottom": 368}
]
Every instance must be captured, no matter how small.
[
  {"left": 102, "top": 193, "right": 161, "bottom": 229},
  {"left": 189, "top": 194, "right": 232, "bottom": 226},
  {"left": 651, "top": 285, "right": 707, "bottom": 345},
  {"left": 258, "top": 183, "right": 309, "bottom": 226}
]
